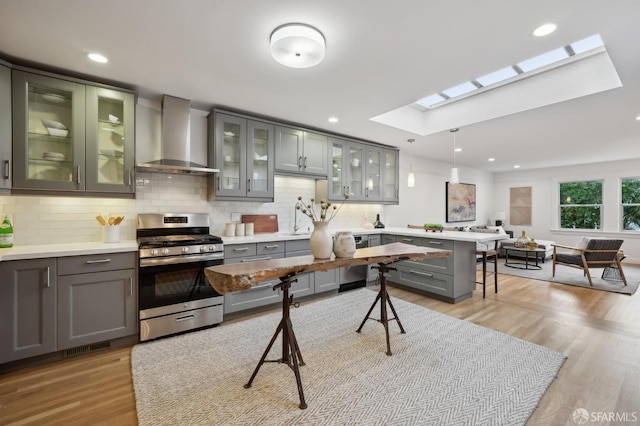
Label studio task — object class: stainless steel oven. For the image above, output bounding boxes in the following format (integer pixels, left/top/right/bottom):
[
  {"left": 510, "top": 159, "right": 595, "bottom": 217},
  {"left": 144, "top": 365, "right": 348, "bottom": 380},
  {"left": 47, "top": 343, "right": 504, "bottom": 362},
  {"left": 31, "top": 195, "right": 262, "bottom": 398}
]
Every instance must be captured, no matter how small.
[{"left": 137, "top": 213, "right": 225, "bottom": 341}]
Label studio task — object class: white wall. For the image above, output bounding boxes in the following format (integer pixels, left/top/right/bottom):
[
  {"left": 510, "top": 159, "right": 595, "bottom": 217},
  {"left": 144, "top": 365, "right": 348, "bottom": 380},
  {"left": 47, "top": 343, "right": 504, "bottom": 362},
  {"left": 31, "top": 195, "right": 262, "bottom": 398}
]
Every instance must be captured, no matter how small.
[
  {"left": 493, "top": 159, "right": 640, "bottom": 263},
  {"left": 384, "top": 150, "right": 495, "bottom": 228}
]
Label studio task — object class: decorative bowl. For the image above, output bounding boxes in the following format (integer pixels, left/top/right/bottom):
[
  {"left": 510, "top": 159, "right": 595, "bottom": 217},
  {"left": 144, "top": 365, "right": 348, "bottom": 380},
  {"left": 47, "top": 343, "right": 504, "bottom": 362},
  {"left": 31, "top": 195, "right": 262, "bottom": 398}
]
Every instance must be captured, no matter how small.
[
  {"left": 41, "top": 118, "right": 67, "bottom": 130},
  {"left": 46, "top": 128, "right": 69, "bottom": 137}
]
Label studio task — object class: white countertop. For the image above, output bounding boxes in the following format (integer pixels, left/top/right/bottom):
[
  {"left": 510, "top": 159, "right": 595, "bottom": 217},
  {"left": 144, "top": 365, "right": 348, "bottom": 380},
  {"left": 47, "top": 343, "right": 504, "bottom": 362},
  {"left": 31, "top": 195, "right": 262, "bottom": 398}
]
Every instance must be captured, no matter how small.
[
  {"left": 0, "top": 228, "right": 506, "bottom": 261},
  {"left": 222, "top": 227, "right": 508, "bottom": 245},
  {"left": 0, "top": 241, "right": 138, "bottom": 262}
]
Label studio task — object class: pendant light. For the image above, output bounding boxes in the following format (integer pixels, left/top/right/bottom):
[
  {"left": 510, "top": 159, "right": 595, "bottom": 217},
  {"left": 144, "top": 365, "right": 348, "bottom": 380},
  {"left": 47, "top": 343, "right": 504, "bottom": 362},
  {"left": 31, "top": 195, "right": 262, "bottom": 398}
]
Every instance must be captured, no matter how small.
[
  {"left": 449, "top": 128, "right": 459, "bottom": 184},
  {"left": 407, "top": 138, "right": 415, "bottom": 187}
]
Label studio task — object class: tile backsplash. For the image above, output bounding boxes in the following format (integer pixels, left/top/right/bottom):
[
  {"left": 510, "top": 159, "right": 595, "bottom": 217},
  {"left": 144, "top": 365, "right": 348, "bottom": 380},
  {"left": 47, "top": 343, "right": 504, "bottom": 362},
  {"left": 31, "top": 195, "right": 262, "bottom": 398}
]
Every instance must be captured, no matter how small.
[{"left": 0, "top": 174, "right": 384, "bottom": 246}]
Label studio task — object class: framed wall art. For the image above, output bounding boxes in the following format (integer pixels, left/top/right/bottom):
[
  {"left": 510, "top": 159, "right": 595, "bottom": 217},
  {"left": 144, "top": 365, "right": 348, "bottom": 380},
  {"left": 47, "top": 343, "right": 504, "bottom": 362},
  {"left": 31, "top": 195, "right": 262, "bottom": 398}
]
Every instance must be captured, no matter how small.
[
  {"left": 446, "top": 182, "right": 476, "bottom": 223},
  {"left": 510, "top": 186, "right": 532, "bottom": 226}
]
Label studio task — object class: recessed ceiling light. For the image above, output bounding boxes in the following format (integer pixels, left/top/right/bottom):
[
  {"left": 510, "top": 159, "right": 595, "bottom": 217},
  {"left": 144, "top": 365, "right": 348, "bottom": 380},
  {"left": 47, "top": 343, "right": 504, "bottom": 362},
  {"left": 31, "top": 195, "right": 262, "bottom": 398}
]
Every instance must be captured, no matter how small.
[
  {"left": 328, "top": 117, "right": 338, "bottom": 123},
  {"left": 513, "top": 164, "right": 521, "bottom": 169},
  {"left": 635, "top": 115, "right": 640, "bottom": 121},
  {"left": 532, "top": 23, "right": 557, "bottom": 37},
  {"left": 454, "top": 148, "right": 462, "bottom": 152},
  {"left": 488, "top": 158, "right": 495, "bottom": 162},
  {"left": 87, "top": 53, "right": 108, "bottom": 63}
]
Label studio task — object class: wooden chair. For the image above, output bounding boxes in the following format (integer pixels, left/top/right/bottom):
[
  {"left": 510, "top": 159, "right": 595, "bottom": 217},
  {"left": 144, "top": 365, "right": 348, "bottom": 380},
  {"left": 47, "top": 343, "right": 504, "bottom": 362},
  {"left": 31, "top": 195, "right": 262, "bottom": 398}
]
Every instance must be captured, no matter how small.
[
  {"left": 552, "top": 239, "right": 627, "bottom": 286},
  {"left": 476, "top": 240, "right": 498, "bottom": 298}
]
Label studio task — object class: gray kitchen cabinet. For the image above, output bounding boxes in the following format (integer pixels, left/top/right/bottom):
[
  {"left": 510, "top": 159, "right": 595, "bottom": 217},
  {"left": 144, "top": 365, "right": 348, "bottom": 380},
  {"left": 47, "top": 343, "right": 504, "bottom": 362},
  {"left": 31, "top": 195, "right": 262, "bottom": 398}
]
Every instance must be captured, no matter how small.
[
  {"left": 0, "top": 258, "right": 56, "bottom": 363},
  {"left": 275, "top": 126, "right": 328, "bottom": 177},
  {"left": 0, "top": 62, "right": 11, "bottom": 191},
  {"left": 210, "top": 112, "right": 275, "bottom": 201},
  {"left": 57, "top": 252, "right": 137, "bottom": 350},
  {"left": 382, "top": 149, "right": 399, "bottom": 203},
  {"left": 11, "top": 69, "right": 135, "bottom": 195}
]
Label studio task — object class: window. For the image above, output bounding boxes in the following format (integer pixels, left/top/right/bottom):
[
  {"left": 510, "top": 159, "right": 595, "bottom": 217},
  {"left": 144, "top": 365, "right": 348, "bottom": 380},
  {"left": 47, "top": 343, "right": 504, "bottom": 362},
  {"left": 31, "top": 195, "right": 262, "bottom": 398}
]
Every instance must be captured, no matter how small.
[
  {"left": 621, "top": 177, "right": 640, "bottom": 231},
  {"left": 559, "top": 181, "right": 603, "bottom": 229}
]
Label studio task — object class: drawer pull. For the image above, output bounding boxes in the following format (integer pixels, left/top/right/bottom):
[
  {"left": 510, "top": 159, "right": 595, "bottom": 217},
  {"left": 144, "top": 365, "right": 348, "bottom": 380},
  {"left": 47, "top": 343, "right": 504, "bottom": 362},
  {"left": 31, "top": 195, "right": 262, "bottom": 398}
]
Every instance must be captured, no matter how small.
[
  {"left": 263, "top": 245, "right": 280, "bottom": 249},
  {"left": 45, "top": 266, "right": 51, "bottom": 288},
  {"left": 409, "top": 269, "right": 434, "bottom": 277},
  {"left": 242, "top": 256, "right": 272, "bottom": 262},
  {"left": 3, "top": 160, "right": 9, "bottom": 180},
  {"left": 233, "top": 247, "right": 249, "bottom": 252},
  {"left": 401, "top": 238, "right": 414, "bottom": 242},
  {"left": 176, "top": 315, "right": 194, "bottom": 322},
  {"left": 86, "top": 258, "right": 112, "bottom": 264},
  {"left": 129, "top": 277, "right": 133, "bottom": 296},
  {"left": 428, "top": 241, "right": 443, "bottom": 245}
]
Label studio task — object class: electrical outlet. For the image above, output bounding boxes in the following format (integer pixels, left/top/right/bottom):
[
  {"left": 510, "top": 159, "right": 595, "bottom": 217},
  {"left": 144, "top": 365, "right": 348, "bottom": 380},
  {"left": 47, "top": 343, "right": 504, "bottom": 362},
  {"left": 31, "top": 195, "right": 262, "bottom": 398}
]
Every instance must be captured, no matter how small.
[{"left": 231, "top": 212, "right": 241, "bottom": 222}]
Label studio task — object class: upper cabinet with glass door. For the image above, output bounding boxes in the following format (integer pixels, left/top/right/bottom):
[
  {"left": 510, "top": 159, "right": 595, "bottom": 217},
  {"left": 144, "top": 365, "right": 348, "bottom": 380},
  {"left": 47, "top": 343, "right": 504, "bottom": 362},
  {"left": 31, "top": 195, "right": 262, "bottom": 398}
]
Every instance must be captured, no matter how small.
[
  {"left": 85, "top": 87, "right": 135, "bottom": 193},
  {"left": 0, "top": 62, "right": 12, "bottom": 191},
  {"left": 12, "top": 69, "right": 135, "bottom": 195},
  {"left": 210, "top": 112, "right": 274, "bottom": 201}
]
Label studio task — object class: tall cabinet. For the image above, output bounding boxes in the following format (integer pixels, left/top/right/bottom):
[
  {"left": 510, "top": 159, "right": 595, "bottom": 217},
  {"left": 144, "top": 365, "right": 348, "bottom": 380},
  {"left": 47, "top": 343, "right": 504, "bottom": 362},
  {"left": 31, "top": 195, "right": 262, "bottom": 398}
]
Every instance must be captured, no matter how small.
[
  {"left": 209, "top": 111, "right": 275, "bottom": 201},
  {"left": 0, "top": 62, "right": 11, "bottom": 190},
  {"left": 12, "top": 69, "right": 135, "bottom": 195}
]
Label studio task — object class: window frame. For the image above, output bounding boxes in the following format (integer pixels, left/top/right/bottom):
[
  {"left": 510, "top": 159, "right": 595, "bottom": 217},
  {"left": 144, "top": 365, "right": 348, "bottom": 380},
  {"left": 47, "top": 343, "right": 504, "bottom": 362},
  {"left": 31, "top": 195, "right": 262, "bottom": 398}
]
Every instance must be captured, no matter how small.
[
  {"left": 558, "top": 180, "right": 603, "bottom": 230},
  {"left": 621, "top": 176, "right": 640, "bottom": 232}
]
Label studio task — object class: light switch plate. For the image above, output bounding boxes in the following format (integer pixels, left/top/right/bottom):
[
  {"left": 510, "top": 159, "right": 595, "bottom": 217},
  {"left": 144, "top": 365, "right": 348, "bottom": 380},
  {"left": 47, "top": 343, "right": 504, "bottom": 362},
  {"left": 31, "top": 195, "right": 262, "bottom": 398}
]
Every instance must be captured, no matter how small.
[{"left": 231, "top": 212, "right": 241, "bottom": 222}]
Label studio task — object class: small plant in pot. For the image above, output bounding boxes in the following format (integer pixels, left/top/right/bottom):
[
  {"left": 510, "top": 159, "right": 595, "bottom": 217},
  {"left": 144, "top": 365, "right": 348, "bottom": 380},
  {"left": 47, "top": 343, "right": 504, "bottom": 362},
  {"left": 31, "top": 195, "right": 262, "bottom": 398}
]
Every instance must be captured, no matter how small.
[{"left": 424, "top": 223, "right": 443, "bottom": 232}]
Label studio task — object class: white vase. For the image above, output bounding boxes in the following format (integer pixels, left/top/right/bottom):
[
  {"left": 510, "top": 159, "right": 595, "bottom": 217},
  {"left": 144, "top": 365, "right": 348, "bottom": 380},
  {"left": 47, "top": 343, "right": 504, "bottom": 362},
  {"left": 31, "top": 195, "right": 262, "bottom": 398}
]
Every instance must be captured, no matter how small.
[
  {"left": 310, "top": 221, "right": 333, "bottom": 259},
  {"left": 333, "top": 231, "right": 356, "bottom": 258}
]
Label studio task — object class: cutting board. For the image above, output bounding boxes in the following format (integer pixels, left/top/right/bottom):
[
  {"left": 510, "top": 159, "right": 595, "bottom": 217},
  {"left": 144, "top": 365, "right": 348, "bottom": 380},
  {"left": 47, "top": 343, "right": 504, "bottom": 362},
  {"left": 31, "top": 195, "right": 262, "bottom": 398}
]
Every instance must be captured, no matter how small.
[{"left": 241, "top": 214, "right": 278, "bottom": 233}]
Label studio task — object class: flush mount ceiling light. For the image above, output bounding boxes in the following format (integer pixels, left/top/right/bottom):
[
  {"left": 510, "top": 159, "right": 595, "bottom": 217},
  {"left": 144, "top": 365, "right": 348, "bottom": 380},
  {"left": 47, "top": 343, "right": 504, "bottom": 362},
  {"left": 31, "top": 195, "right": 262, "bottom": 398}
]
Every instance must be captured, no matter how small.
[
  {"left": 449, "top": 128, "right": 459, "bottom": 184},
  {"left": 87, "top": 53, "right": 108, "bottom": 63},
  {"left": 407, "top": 138, "right": 415, "bottom": 187},
  {"left": 532, "top": 23, "right": 557, "bottom": 37},
  {"left": 270, "top": 23, "right": 325, "bottom": 68}
]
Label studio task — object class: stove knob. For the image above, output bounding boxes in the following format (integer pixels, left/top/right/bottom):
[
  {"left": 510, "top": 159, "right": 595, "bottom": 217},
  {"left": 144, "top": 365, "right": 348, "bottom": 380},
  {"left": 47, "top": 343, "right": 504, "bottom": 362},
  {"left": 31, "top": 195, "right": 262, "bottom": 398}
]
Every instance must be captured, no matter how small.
[
  {"left": 182, "top": 247, "right": 189, "bottom": 253},
  {"left": 151, "top": 249, "right": 159, "bottom": 256},
  {"left": 162, "top": 248, "right": 170, "bottom": 255},
  {"left": 209, "top": 245, "right": 215, "bottom": 251},
  {"left": 200, "top": 246, "right": 207, "bottom": 252}
]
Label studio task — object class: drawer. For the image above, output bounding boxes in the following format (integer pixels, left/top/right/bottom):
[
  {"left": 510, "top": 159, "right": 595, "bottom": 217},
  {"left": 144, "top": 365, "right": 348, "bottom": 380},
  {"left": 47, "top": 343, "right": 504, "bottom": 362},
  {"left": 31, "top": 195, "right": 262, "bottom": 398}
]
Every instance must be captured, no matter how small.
[
  {"left": 381, "top": 235, "right": 396, "bottom": 245},
  {"left": 421, "top": 238, "right": 454, "bottom": 251},
  {"left": 257, "top": 241, "right": 285, "bottom": 255},
  {"left": 57, "top": 252, "right": 136, "bottom": 275},
  {"left": 286, "top": 250, "right": 312, "bottom": 258},
  {"left": 394, "top": 267, "right": 453, "bottom": 297},
  {"left": 285, "top": 239, "right": 310, "bottom": 252},
  {"left": 225, "top": 244, "right": 257, "bottom": 259},
  {"left": 224, "top": 280, "right": 282, "bottom": 314}
]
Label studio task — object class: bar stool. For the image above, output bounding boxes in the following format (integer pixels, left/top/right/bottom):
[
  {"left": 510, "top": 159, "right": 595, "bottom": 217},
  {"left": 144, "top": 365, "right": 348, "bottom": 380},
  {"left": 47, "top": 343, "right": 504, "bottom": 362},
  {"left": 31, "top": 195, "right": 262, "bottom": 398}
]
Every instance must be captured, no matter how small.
[{"left": 476, "top": 241, "right": 498, "bottom": 298}]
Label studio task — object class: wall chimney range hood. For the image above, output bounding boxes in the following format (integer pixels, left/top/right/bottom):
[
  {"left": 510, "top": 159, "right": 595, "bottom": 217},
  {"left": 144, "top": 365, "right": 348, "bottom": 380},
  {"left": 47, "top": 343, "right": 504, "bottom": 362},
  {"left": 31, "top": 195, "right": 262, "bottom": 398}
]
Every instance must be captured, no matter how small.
[{"left": 136, "top": 95, "right": 219, "bottom": 175}]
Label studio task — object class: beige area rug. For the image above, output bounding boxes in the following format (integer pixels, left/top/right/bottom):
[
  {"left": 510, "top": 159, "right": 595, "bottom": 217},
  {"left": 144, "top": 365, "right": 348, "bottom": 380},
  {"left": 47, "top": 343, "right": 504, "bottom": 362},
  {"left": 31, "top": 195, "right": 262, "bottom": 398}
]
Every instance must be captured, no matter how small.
[
  {"left": 480, "top": 258, "right": 640, "bottom": 295},
  {"left": 131, "top": 289, "right": 565, "bottom": 426}
]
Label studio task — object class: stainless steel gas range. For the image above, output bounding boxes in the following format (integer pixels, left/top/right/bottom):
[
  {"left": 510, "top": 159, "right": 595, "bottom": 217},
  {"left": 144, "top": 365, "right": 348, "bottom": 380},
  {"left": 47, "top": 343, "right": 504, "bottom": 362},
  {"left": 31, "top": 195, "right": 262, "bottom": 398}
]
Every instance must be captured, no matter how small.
[{"left": 137, "top": 213, "right": 224, "bottom": 341}]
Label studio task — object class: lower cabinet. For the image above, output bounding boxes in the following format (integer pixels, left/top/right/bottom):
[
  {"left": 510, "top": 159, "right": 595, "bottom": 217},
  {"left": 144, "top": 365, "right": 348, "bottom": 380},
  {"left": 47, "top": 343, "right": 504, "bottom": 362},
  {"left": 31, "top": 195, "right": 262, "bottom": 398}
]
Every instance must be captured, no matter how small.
[
  {"left": 0, "top": 252, "right": 137, "bottom": 365},
  {"left": 0, "top": 259, "right": 56, "bottom": 363}
]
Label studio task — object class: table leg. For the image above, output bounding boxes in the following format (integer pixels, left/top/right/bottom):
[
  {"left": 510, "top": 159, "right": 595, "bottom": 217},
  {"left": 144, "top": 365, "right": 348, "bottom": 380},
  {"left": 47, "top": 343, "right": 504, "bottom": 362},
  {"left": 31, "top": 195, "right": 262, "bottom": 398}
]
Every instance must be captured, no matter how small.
[
  {"left": 357, "top": 263, "right": 403, "bottom": 356},
  {"left": 244, "top": 274, "right": 307, "bottom": 409}
]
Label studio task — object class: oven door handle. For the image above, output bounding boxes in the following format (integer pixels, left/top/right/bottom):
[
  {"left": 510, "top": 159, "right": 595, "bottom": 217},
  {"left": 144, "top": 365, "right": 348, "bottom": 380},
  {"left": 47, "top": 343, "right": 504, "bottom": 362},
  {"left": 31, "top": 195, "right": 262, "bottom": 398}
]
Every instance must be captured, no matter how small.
[{"left": 139, "top": 252, "right": 224, "bottom": 267}]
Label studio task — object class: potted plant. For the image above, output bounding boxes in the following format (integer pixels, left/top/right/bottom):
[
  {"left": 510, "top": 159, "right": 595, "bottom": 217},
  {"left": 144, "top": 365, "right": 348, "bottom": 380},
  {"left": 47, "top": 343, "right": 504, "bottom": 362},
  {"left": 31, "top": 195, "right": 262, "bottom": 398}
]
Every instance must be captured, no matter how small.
[{"left": 424, "top": 223, "right": 444, "bottom": 232}]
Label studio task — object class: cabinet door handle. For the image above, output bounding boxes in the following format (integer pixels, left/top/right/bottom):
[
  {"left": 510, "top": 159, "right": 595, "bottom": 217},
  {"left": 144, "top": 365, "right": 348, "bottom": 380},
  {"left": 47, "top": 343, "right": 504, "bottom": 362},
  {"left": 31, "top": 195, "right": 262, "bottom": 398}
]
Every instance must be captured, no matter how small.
[
  {"left": 3, "top": 160, "right": 8, "bottom": 180},
  {"left": 76, "top": 165, "right": 81, "bottom": 184},
  {"left": 298, "top": 156, "right": 303, "bottom": 169},
  {"left": 263, "top": 244, "right": 280, "bottom": 249},
  {"left": 409, "top": 269, "right": 433, "bottom": 277},
  {"left": 247, "top": 178, "right": 251, "bottom": 192},
  {"left": 242, "top": 256, "right": 272, "bottom": 262},
  {"left": 303, "top": 157, "right": 307, "bottom": 169},
  {"left": 127, "top": 169, "right": 133, "bottom": 186},
  {"left": 233, "top": 247, "right": 249, "bottom": 252},
  {"left": 129, "top": 277, "right": 133, "bottom": 296},
  {"left": 45, "top": 266, "right": 51, "bottom": 288},
  {"left": 217, "top": 176, "right": 221, "bottom": 191},
  {"left": 86, "top": 258, "right": 112, "bottom": 264}
]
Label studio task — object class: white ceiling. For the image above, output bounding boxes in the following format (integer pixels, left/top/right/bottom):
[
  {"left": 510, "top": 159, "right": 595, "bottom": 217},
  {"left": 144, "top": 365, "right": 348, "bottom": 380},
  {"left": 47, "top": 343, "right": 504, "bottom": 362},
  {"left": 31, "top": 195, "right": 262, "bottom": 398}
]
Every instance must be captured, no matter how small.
[{"left": 1, "top": 0, "right": 639, "bottom": 173}]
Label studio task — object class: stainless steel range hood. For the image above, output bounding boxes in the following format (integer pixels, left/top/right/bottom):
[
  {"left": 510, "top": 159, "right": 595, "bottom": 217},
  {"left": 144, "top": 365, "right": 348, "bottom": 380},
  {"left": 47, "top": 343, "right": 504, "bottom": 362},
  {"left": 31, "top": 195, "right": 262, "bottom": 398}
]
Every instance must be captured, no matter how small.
[{"left": 136, "top": 95, "right": 219, "bottom": 175}]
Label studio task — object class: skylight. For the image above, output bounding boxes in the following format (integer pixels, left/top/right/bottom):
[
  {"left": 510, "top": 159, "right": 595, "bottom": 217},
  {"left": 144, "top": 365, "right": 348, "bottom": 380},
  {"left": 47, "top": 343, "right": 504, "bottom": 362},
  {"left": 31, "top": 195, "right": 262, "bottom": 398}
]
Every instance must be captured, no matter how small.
[{"left": 414, "top": 34, "right": 605, "bottom": 109}]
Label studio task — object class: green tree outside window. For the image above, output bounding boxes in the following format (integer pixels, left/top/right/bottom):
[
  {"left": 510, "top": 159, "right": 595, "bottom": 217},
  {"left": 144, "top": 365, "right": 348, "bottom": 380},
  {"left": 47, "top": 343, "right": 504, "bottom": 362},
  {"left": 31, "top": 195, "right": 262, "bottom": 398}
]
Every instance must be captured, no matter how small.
[
  {"left": 622, "top": 177, "right": 640, "bottom": 231},
  {"left": 559, "top": 181, "right": 602, "bottom": 229}
]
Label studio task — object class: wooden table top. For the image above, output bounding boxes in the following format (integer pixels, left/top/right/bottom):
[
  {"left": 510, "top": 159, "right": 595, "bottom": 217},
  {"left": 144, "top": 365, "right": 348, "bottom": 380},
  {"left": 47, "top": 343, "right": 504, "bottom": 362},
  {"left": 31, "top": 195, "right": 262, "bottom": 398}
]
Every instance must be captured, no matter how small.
[{"left": 204, "top": 242, "right": 451, "bottom": 294}]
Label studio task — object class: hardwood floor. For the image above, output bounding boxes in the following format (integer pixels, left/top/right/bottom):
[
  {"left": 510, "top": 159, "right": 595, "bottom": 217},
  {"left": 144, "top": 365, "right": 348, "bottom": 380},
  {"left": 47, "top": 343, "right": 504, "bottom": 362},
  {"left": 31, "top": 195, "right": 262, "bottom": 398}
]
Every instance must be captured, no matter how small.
[{"left": 2, "top": 272, "right": 639, "bottom": 425}]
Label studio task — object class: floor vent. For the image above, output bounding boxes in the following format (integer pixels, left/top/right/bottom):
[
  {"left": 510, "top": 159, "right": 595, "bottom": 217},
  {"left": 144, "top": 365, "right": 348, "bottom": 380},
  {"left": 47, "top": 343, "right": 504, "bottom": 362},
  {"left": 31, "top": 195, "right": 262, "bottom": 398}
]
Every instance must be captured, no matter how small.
[{"left": 64, "top": 341, "right": 112, "bottom": 358}]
